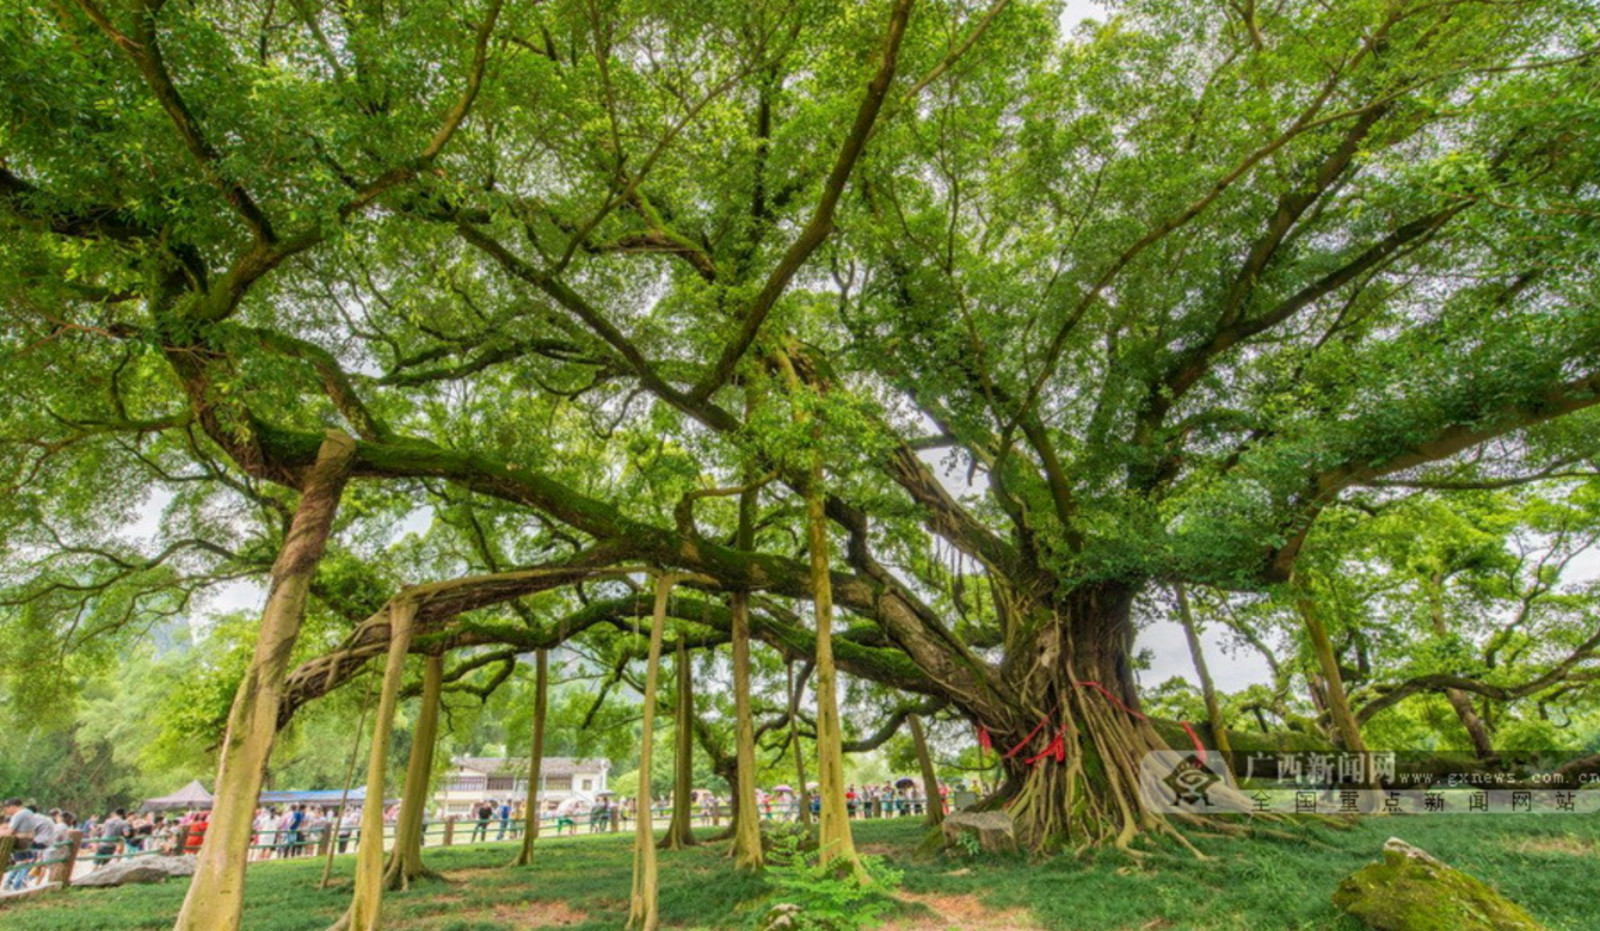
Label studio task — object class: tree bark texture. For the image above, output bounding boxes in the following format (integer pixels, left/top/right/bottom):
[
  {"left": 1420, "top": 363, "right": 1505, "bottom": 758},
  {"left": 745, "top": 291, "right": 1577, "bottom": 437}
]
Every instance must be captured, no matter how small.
[
  {"left": 510, "top": 649, "right": 549, "bottom": 867},
  {"left": 1176, "top": 584, "right": 1234, "bottom": 764},
  {"left": 173, "top": 431, "right": 357, "bottom": 931},
  {"left": 331, "top": 598, "right": 418, "bottom": 931},
  {"left": 908, "top": 714, "right": 944, "bottom": 827},
  {"left": 661, "top": 637, "right": 697, "bottom": 850},
  {"left": 1292, "top": 579, "right": 1369, "bottom": 754},
  {"left": 628, "top": 576, "right": 673, "bottom": 931},
  {"left": 384, "top": 651, "right": 443, "bottom": 890},
  {"left": 729, "top": 590, "right": 764, "bottom": 868}
]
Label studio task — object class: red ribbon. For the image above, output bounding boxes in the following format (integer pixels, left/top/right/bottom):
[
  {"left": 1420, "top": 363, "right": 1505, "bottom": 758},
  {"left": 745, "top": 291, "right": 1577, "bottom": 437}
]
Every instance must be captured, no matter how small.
[
  {"left": 1000, "top": 715, "right": 1052, "bottom": 760},
  {"left": 1023, "top": 729, "right": 1067, "bottom": 766},
  {"left": 976, "top": 682, "right": 1210, "bottom": 767},
  {"left": 1179, "top": 721, "right": 1208, "bottom": 766},
  {"left": 1080, "top": 680, "right": 1209, "bottom": 765}
]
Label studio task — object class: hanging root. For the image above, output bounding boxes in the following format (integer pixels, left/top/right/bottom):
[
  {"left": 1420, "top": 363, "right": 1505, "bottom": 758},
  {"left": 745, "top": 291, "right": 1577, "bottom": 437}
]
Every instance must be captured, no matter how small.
[{"left": 1002, "top": 685, "right": 1307, "bottom": 861}]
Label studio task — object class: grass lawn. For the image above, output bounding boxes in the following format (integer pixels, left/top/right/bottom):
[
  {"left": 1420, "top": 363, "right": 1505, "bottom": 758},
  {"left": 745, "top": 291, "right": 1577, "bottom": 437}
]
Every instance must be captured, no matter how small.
[{"left": 2, "top": 814, "right": 1595, "bottom": 931}]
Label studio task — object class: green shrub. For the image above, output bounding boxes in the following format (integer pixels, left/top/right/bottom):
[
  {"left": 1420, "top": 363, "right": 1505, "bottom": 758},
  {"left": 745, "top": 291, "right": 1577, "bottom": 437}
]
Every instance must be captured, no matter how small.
[{"left": 755, "top": 833, "right": 903, "bottom": 931}]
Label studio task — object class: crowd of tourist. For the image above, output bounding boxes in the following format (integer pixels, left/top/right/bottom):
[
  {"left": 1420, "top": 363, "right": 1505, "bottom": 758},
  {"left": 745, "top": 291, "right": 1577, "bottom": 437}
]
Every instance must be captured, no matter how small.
[
  {"left": 248, "top": 804, "right": 375, "bottom": 861},
  {"left": 1, "top": 797, "right": 207, "bottom": 892},
  {"left": 756, "top": 780, "right": 961, "bottom": 820},
  {"left": 1, "top": 776, "right": 979, "bottom": 892}
]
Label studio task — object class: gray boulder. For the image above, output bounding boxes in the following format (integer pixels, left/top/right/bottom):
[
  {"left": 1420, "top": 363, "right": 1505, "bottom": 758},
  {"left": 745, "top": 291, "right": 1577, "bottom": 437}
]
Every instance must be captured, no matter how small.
[
  {"left": 939, "top": 810, "right": 1017, "bottom": 854},
  {"left": 1332, "top": 838, "right": 1548, "bottom": 931},
  {"left": 73, "top": 855, "right": 197, "bottom": 888}
]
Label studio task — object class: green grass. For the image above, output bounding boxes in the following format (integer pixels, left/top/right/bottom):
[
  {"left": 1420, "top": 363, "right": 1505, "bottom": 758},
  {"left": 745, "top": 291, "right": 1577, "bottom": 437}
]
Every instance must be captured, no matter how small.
[{"left": 3, "top": 815, "right": 1595, "bottom": 931}]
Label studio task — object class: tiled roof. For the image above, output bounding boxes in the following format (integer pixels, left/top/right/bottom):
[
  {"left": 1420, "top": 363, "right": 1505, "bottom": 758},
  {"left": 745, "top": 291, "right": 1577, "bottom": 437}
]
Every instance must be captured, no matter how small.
[{"left": 452, "top": 756, "right": 608, "bottom": 778}]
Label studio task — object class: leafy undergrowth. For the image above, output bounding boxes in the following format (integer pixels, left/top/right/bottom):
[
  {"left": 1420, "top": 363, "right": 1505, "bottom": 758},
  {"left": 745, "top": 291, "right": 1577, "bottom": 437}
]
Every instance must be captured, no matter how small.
[{"left": 3, "top": 814, "right": 1597, "bottom": 931}]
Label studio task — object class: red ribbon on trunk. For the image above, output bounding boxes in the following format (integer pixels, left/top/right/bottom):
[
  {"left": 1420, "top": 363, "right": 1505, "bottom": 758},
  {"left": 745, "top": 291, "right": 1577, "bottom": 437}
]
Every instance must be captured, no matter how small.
[
  {"left": 976, "top": 682, "right": 1210, "bottom": 767},
  {"left": 1079, "top": 680, "right": 1208, "bottom": 765}
]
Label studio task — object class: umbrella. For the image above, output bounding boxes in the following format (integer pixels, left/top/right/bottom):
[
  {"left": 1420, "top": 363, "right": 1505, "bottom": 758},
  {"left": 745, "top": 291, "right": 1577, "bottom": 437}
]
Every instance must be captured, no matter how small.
[
  {"left": 895, "top": 777, "right": 917, "bottom": 789},
  {"left": 769, "top": 784, "right": 794, "bottom": 794},
  {"left": 596, "top": 790, "right": 617, "bottom": 797},
  {"left": 805, "top": 782, "right": 820, "bottom": 790}
]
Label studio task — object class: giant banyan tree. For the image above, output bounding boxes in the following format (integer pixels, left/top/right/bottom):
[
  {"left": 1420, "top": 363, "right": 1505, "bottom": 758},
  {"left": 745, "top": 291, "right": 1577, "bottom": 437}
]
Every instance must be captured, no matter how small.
[{"left": 4, "top": 0, "right": 1600, "bottom": 926}]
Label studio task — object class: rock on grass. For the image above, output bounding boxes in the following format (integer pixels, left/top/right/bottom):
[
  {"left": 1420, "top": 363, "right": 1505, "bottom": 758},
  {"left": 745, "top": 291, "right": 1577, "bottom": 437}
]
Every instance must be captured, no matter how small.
[
  {"left": 72, "top": 855, "right": 197, "bottom": 888},
  {"left": 1332, "top": 837, "right": 1548, "bottom": 931}
]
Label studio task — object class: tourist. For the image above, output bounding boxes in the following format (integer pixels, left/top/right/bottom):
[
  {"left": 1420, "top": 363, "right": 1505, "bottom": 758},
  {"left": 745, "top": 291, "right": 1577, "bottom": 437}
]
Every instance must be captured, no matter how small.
[
  {"left": 95, "top": 808, "right": 132, "bottom": 868},
  {"left": 129, "top": 813, "right": 155, "bottom": 852},
  {"left": 250, "top": 808, "right": 272, "bottom": 861},
  {"left": 338, "top": 807, "right": 359, "bottom": 853},
  {"left": 151, "top": 815, "right": 176, "bottom": 855},
  {"left": 472, "top": 799, "right": 494, "bottom": 843},
  {"left": 183, "top": 810, "right": 208, "bottom": 855},
  {"left": 2, "top": 798, "right": 56, "bottom": 891},
  {"left": 274, "top": 806, "right": 295, "bottom": 858}
]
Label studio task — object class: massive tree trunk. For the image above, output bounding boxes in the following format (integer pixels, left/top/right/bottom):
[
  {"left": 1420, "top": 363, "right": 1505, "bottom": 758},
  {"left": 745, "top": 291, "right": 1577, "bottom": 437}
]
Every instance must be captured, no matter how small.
[
  {"left": 628, "top": 575, "right": 673, "bottom": 931},
  {"left": 384, "top": 652, "right": 443, "bottom": 891},
  {"left": 660, "top": 637, "right": 697, "bottom": 850},
  {"left": 331, "top": 598, "right": 418, "bottom": 931},
  {"left": 907, "top": 714, "right": 943, "bottom": 827},
  {"left": 986, "top": 584, "right": 1200, "bottom": 853},
  {"left": 173, "top": 432, "right": 357, "bottom": 931},
  {"left": 510, "top": 649, "right": 549, "bottom": 867}
]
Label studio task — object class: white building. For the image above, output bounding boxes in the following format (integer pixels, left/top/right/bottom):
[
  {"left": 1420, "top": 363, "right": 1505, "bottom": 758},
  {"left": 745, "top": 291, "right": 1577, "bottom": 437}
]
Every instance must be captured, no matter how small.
[{"left": 434, "top": 756, "right": 610, "bottom": 817}]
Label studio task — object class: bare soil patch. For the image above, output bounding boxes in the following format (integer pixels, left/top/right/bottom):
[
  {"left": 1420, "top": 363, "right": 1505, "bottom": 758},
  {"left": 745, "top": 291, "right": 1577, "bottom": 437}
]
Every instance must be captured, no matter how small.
[
  {"left": 1505, "top": 834, "right": 1598, "bottom": 857},
  {"left": 888, "top": 890, "right": 1044, "bottom": 931},
  {"left": 491, "top": 899, "right": 589, "bottom": 926}
]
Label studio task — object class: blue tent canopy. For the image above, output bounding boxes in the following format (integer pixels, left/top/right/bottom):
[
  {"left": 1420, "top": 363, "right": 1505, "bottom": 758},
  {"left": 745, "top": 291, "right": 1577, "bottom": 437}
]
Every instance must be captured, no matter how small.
[
  {"left": 145, "top": 784, "right": 399, "bottom": 811},
  {"left": 258, "top": 788, "right": 397, "bottom": 806}
]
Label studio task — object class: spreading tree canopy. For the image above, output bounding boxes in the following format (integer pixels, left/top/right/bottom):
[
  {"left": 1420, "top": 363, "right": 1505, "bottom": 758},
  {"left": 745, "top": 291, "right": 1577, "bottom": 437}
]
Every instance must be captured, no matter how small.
[{"left": 4, "top": 0, "right": 1600, "bottom": 864}]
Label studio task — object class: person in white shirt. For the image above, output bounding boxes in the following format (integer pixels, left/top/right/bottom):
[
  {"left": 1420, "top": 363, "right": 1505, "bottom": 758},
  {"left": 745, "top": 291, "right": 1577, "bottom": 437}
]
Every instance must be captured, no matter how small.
[{"left": 3, "top": 799, "right": 55, "bottom": 891}]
